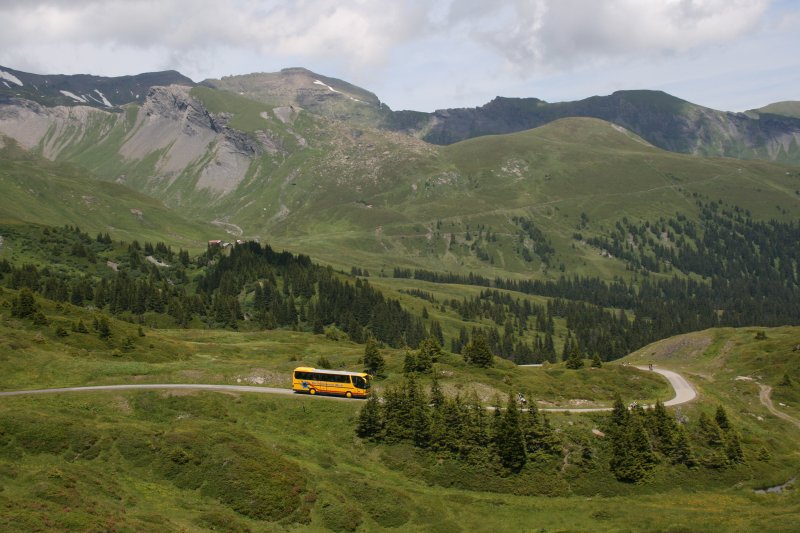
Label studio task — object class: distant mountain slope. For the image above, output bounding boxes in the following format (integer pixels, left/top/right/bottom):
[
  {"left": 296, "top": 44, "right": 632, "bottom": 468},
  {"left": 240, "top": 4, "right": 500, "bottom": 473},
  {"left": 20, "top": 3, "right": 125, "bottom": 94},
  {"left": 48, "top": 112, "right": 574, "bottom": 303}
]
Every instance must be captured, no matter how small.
[
  {"left": 389, "top": 90, "right": 800, "bottom": 166},
  {"left": 202, "top": 67, "right": 390, "bottom": 128},
  {"left": 0, "top": 139, "right": 213, "bottom": 245},
  {"left": 750, "top": 101, "right": 800, "bottom": 119},
  {"left": 0, "top": 65, "right": 194, "bottom": 108}
]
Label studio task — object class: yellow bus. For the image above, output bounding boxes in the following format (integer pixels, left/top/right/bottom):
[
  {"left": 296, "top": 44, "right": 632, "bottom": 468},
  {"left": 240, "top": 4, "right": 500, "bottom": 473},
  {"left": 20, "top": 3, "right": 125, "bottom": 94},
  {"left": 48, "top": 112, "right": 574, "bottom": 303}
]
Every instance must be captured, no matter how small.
[{"left": 292, "top": 367, "right": 371, "bottom": 398}]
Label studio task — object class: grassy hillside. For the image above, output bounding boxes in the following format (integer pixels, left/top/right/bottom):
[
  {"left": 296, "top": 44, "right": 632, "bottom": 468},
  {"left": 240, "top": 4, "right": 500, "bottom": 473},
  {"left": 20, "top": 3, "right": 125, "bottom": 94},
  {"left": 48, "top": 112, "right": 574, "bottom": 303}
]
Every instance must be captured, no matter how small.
[
  {"left": 625, "top": 327, "right": 800, "bottom": 423},
  {"left": 254, "top": 117, "right": 800, "bottom": 281},
  {"left": 0, "top": 290, "right": 798, "bottom": 531},
  {"left": 5, "top": 86, "right": 799, "bottom": 286},
  {"left": 0, "top": 140, "right": 214, "bottom": 248}
]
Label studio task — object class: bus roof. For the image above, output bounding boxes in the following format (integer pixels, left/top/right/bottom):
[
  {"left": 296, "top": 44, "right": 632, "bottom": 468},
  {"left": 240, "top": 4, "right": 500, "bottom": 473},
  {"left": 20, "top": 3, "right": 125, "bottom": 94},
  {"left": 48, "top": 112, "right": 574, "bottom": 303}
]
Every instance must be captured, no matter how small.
[{"left": 293, "top": 366, "right": 368, "bottom": 377}]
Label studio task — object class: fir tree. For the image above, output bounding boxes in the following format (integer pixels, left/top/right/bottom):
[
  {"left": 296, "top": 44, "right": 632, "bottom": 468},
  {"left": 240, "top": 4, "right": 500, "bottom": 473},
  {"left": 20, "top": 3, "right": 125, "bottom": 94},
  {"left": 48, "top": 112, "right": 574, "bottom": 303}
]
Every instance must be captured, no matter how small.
[
  {"left": 610, "top": 410, "right": 658, "bottom": 483},
  {"left": 699, "top": 412, "right": 724, "bottom": 448},
  {"left": 430, "top": 372, "right": 445, "bottom": 409},
  {"left": 565, "top": 347, "right": 584, "bottom": 369},
  {"left": 363, "top": 338, "right": 385, "bottom": 377},
  {"left": 714, "top": 405, "right": 731, "bottom": 431},
  {"left": 10, "top": 288, "right": 37, "bottom": 318},
  {"left": 355, "top": 394, "right": 383, "bottom": 440},
  {"left": 670, "top": 424, "right": 697, "bottom": 467},
  {"left": 96, "top": 316, "right": 112, "bottom": 340},
  {"left": 463, "top": 333, "right": 493, "bottom": 368},
  {"left": 724, "top": 430, "right": 745, "bottom": 464},
  {"left": 403, "top": 350, "right": 418, "bottom": 374},
  {"left": 591, "top": 352, "right": 603, "bottom": 368},
  {"left": 493, "top": 393, "right": 527, "bottom": 472}
]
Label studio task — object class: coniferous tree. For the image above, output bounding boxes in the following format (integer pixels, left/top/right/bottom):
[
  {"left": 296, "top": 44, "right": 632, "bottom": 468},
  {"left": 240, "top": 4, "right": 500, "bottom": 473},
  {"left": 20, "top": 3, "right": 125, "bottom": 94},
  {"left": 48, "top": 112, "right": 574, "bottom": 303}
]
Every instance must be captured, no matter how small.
[
  {"left": 670, "top": 424, "right": 697, "bottom": 467},
  {"left": 591, "top": 352, "right": 603, "bottom": 368},
  {"left": 714, "top": 405, "right": 731, "bottom": 431},
  {"left": 698, "top": 412, "right": 725, "bottom": 448},
  {"left": 724, "top": 429, "right": 745, "bottom": 464},
  {"left": 525, "top": 402, "right": 561, "bottom": 459},
  {"left": 96, "top": 316, "right": 112, "bottom": 340},
  {"left": 363, "top": 338, "right": 386, "bottom": 377},
  {"left": 403, "top": 350, "right": 418, "bottom": 374},
  {"left": 463, "top": 333, "right": 493, "bottom": 368},
  {"left": 356, "top": 394, "right": 383, "bottom": 440},
  {"left": 493, "top": 393, "right": 527, "bottom": 472},
  {"left": 610, "top": 409, "right": 658, "bottom": 483},
  {"left": 430, "top": 372, "right": 445, "bottom": 409},
  {"left": 11, "top": 288, "right": 37, "bottom": 318},
  {"left": 429, "top": 319, "right": 445, "bottom": 346}
]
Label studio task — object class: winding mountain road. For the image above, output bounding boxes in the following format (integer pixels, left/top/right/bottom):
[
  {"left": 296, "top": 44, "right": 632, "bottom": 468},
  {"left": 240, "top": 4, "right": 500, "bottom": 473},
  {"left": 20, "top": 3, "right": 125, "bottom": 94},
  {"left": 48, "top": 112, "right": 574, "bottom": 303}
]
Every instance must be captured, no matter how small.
[
  {"left": 535, "top": 366, "right": 697, "bottom": 412},
  {"left": 0, "top": 366, "right": 697, "bottom": 412}
]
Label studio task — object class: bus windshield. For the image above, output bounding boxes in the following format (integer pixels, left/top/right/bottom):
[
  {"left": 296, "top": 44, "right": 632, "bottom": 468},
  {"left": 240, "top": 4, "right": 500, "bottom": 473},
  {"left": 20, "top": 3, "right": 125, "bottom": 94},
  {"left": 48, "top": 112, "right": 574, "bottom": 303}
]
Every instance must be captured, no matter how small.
[{"left": 352, "top": 376, "right": 370, "bottom": 389}]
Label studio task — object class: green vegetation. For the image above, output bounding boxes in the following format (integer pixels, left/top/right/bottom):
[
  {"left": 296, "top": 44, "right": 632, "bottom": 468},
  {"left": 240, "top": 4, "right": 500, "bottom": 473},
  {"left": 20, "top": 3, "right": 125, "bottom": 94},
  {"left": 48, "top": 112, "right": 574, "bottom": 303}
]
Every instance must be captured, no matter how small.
[{"left": 0, "top": 141, "right": 213, "bottom": 247}]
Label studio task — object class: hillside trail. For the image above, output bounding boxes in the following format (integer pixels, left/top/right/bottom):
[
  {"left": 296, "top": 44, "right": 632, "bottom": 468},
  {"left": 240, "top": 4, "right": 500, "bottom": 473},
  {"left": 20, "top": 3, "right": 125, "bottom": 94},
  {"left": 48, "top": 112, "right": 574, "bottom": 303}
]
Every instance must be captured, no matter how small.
[
  {"left": 0, "top": 366, "right": 697, "bottom": 412},
  {"left": 758, "top": 384, "right": 800, "bottom": 430}
]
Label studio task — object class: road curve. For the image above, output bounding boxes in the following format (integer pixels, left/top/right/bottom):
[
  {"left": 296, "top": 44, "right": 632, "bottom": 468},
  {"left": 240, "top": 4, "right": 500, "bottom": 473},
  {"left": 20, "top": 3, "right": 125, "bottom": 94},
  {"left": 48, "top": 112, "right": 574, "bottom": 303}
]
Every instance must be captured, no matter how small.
[
  {"left": 633, "top": 366, "right": 697, "bottom": 407},
  {"left": 0, "top": 366, "right": 697, "bottom": 412},
  {"left": 536, "top": 365, "right": 697, "bottom": 412},
  {"left": 758, "top": 384, "right": 800, "bottom": 429}
]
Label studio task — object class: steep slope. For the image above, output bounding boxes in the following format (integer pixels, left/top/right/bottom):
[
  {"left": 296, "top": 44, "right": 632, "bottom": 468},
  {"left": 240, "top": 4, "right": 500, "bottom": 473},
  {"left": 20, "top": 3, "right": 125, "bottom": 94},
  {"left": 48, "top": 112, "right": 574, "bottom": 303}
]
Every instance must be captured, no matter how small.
[
  {"left": 390, "top": 90, "right": 800, "bottom": 166},
  {"left": 0, "top": 64, "right": 194, "bottom": 108},
  {"left": 0, "top": 83, "right": 310, "bottom": 216}
]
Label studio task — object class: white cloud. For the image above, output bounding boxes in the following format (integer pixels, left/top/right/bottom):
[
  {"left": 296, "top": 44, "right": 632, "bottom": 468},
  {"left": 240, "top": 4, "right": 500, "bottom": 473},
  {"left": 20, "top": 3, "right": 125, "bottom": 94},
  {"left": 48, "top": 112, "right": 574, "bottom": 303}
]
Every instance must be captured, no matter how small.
[
  {"left": 449, "top": 0, "right": 771, "bottom": 71},
  {"left": 0, "top": 0, "right": 793, "bottom": 112},
  {"left": 0, "top": 0, "right": 430, "bottom": 73}
]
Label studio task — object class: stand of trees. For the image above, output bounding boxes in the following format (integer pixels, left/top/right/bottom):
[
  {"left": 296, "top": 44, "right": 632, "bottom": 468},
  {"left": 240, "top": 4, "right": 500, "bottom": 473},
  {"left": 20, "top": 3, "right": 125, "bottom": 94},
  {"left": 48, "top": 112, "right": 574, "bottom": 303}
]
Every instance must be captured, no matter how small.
[{"left": 356, "top": 376, "right": 561, "bottom": 472}]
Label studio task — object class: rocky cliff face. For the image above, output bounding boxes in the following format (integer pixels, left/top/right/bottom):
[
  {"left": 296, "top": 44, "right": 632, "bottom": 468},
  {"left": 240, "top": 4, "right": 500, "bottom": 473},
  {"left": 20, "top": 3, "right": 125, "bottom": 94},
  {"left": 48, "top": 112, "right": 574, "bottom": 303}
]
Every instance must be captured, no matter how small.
[{"left": 0, "top": 84, "right": 284, "bottom": 201}]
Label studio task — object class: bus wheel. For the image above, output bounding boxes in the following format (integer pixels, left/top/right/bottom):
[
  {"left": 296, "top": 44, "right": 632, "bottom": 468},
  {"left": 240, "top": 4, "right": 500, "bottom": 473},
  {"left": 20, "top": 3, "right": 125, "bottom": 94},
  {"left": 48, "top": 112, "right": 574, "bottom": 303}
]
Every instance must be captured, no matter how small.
[
  {"left": 345, "top": 391, "right": 352, "bottom": 398},
  {"left": 309, "top": 388, "right": 316, "bottom": 395}
]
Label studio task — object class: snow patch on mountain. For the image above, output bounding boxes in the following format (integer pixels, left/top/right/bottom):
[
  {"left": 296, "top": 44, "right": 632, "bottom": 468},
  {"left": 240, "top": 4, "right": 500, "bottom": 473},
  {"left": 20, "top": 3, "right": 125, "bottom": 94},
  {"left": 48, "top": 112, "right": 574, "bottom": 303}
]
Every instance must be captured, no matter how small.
[
  {"left": 0, "top": 70, "right": 23, "bottom": 87},
  {"left": 60, "top": 90, "right": 87, "bottom": 103},
  {"left": 313, "top": 79, "right": 363, "bottom": 103},
  {"left": 94, "top": 89, "right": 113, "bottom": 107}
]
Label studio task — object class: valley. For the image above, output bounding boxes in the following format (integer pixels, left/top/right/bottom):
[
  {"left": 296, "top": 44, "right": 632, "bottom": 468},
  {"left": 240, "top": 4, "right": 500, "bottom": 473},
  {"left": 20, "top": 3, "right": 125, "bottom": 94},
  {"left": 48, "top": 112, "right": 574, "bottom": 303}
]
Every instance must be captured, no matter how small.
[{"left": 0, "top": 63, "right": 798, "bottom": 531}]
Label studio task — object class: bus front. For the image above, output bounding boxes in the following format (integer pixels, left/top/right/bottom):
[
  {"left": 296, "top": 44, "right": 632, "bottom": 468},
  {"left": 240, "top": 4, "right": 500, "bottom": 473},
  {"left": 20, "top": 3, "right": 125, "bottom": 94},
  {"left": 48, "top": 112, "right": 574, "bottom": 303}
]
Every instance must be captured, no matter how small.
[{"left": 351, "top": 374, "right": 371, "bottom": 397}]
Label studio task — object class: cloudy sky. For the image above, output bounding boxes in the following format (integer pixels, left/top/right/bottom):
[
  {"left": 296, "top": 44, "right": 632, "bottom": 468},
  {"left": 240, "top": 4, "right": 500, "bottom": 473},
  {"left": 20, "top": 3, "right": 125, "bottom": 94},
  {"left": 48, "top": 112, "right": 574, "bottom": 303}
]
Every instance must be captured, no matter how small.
[{"left": 0, "top": 0, "right": 797, "bottom": 112}]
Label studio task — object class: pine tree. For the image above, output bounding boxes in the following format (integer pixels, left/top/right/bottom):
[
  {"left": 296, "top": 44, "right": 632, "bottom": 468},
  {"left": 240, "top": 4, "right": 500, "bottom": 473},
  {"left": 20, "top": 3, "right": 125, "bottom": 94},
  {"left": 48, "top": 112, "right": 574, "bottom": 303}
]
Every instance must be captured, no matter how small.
[
  {"left": 714, "top": 405, "right": 731, "bottom": 431},
  {"left": 96, "top": 316, "right": 112, "bottom": 340},
  {"left": 403, "top": 350, "right": 418, "bottom": 374},
  {"left": 430, "top": 373, "right": 445, "bottom": 409},
  {"left": 724, "top": 430, "right": 745, "bottom": 464},
  {"left": 670, "top": 424, "right": 697, "bottom": 467},
  {"left": 492, "top": 393, "right": 527, "bottom": 472},
  {"left": 355, "top": 394, "right": 383, "bottom": 440},
  {"left": 699, "top": 412, "right": 724, "bottom": 448},
  {"left": 363, "top": 338, "right": 385, "bottom": 377},
  {"left": 591, "top": 352, "right": 603, "bottom": 368},
  {"left": 565, "top": 347, "right": 584, "bottom": 369},
  {"left": 463, "top": 333, "right": 493, "bottom": 368},
  {"left": 608, "top": 394, "right": 629, "bottom": 438},
  {"left": 11, "top": 288, "right": 37, "bottom": 318},
  {"left": 610, "top": 410, "right": 658, "bottom": 483}
]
